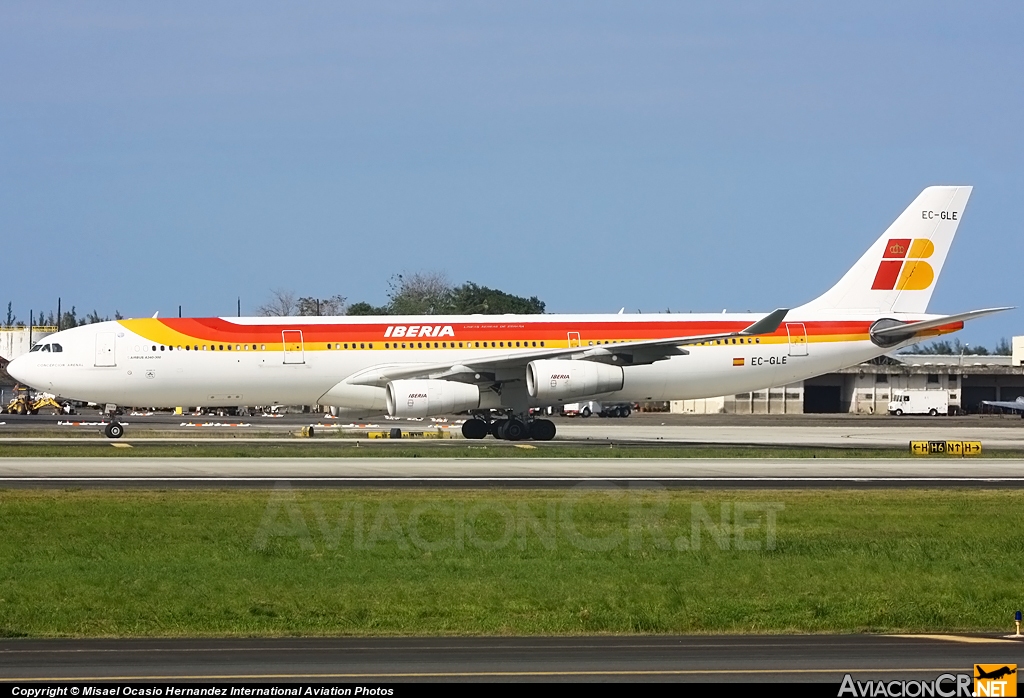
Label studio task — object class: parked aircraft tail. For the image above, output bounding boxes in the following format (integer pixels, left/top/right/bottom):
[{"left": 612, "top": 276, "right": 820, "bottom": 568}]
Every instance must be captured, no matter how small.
[{"left": 798, "top": 186, "right": 972, "bottom": 314}]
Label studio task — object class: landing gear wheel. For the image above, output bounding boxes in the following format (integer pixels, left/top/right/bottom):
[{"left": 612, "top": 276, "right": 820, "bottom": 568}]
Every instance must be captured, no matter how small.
[
  {"left": 491, "top": 419, "right": 508, "bottom": 438},
  {"left": 528, "top": 419, "right": 556, "bottom": 441},
  {"left": 462, "top": 419, "right": 489, "bottom": 439},
  {"left": 105, "top": 422, "right": 124, "bottom": 439},
  {"left": 500, "top": 419, "right": 528, "bottom": 441},
  {"left": 621, "top": 406, "right": 631, "bottom": 418}
]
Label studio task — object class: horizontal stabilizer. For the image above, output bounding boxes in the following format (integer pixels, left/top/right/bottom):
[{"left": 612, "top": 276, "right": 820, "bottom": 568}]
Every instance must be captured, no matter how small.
[{"left": 871, "top": 307, "right": 1013, "bottom": 339}]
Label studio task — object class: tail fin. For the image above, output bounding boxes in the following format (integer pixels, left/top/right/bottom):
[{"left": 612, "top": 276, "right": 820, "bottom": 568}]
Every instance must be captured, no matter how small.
[{"left": 798, "top": 186, "right": 972, "bottom": 314}]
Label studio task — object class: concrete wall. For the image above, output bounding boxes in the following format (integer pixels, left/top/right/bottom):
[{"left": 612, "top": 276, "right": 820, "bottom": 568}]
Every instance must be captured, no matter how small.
[
  {"left": 1014, "top": 336, "right": 1024, "bottom": 367},
  {"left": 0, "top": 327, "right": 56, "bottom": 362}
]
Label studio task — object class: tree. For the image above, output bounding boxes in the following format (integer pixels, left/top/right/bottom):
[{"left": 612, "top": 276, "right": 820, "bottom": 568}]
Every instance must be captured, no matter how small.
[
  {"left": 904, "top": 338, "right": 990, "bottom": 355},
  {"left": 386, "top": 272, "right": 454, "bottom": 315},
  {"left": 449, "top": 282, "right": 545, "bottom": 315},
  {"left": 257, "top": 289, "right": 298, "bottom": 317},
  {"left": 5, "top": 302, "right": 15, "bottom": 327},
  {"left": 348, "top": 273, "right": 547, "bottom": 316},
  {"left": 994, "top": 337, "right": 1012, "bottom": 355},
  {"left": 297, "top": 295, "right": 346, "bottom": 316},
  {"left": 346, "top": 301, "right": 389, "bottom": 316}
]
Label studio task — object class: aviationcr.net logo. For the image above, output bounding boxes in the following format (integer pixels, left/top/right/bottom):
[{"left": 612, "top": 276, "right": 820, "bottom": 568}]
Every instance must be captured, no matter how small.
[
  {"left": 975, "top": 664, "right": 1017, "bottom": 697},
  {"left": 871, "top": 238, "right": 935, "bottom": 291}
]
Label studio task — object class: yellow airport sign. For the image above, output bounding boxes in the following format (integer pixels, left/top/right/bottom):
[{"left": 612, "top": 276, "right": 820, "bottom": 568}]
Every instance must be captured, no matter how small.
[{"left": 910, "top": 440, "right": 982, "bottom": 456}]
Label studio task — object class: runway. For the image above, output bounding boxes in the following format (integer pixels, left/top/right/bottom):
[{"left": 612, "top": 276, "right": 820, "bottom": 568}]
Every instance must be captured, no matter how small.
[
  {"left": 2, "top": 457, "right": 1023, "bottom": 487},
  {"left": 555, "top": 423, "right": 1024, "bottom": 449},
  {"left": 1, "top": 634, "right": 1021, "bottom": 682},
  {"left": 3, "top": 413, "right": 1024, "bottom": 449}
]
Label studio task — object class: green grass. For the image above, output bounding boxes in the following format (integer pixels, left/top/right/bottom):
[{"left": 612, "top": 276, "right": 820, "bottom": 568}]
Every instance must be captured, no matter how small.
[
  {"left": 1, "top": 441, "right": 1021, "bottom": 458},
  {"left": 0, "top": 488, "right": 1021, "bottom": 637}
]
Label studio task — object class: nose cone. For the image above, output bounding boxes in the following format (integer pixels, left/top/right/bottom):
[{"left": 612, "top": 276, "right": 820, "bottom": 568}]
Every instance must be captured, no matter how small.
[{"left": 6, "top": 355, "right": 46, "bottom": 390}]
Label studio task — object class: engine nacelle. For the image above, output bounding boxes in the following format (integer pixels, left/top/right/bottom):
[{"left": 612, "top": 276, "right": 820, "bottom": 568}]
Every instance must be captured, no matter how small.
[
  {"left": 385, "top": 379, "right": 481, "bottom": 418},
  {"left": 526, "top": 359, "right": 624, "bottom": 401}
]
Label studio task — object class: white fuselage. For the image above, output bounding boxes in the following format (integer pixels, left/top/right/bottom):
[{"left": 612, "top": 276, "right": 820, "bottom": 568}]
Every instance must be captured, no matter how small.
[{"left": 7, "top": 311, "right": 947, "bottom": 413}]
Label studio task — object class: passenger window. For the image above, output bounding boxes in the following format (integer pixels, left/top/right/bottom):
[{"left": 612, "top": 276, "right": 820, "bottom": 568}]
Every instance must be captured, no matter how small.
[
  {"left": 327, "top": 344, "right": 331, "bottom": 349},
  {"left": 261, "top": 345, "right": 265, "bottom": 351},
  {"left": 459, "top": 342, "right": 463, "bottom": 348},
  {"left": 344, "top": 343, "right": 348, "bottom": 349},
  {"left": 153, "top": 345, "right": 157, "bottom": 351},
  {"left": 368, "top": 343, "right": 373, "bottom": 349},
  {"left": 219, "top": 345, "right": 224, "bottom": 351},
  {"left": 492, "top": 342, "right": 496, "bottom": 347},
  {"left": 161, "top": 345, "right": 166, "bottom": 351},
  {"left": 360, "top": 343, "right": 365, "bottom": 349},
  {"left": 540, "top": 341, "right": 545, "bottom": 347},
  {"left": 433, "top": 342, "right": 438, "bottom": 348},
  {"left": 532, "top": 341, "right": 536, "bottom": 347},
  {"left": 516, "top": 341, "right": 520, "bottom": 347},
  {"left": 475, "top": 342, "right": 479, "bottom": 348},
  {"left": 417, "top": 342, "right": 422, "bottom": 348},
  {"left": 385, "top": 343, "right": 390, "bottom": 349},
  {"left": 185, "top": 345, "right": 190, "bottom": 351}
]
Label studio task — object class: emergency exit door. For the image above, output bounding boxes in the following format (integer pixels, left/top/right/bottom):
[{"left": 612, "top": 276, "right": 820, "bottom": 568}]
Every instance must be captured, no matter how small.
[
  {"left": 786, "top": 323, "right": 808, "bottom": 357},
  {"left": 282, "top": 330, "right": 305, "bottom": 364},
  {"left": 94, "top": 332, "right": 116, "bottom": 367},
  {"left": 567, "top": 332, "right": 581, "bottom": 348}
]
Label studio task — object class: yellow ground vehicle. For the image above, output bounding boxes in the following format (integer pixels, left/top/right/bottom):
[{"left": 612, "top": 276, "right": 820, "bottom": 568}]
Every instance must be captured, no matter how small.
[{"left": 3, "top": 386, "right": 67, "bottom": 415}]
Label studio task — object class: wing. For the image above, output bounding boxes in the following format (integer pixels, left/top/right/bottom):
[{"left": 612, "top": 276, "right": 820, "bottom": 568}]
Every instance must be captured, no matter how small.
[
  {"left": 981, "top": 400, "right": 1024, "bottom": 413},
  {"left": 346, "top": 308, "right": 790, "bottom": 387}
]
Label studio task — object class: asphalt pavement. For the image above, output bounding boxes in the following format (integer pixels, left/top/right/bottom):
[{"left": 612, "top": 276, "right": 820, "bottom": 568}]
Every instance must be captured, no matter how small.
[{"left": 2, "top": 635, "right": 1021, "bottom": 682}]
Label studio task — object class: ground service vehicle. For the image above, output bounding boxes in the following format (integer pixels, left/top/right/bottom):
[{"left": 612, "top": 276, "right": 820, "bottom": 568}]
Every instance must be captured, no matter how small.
[
  {"left": 888, "top": 390, "right": 949, "bottom": 416},
  {"left": 7, "top": 186, "right": 1009, "bottom": 440}
]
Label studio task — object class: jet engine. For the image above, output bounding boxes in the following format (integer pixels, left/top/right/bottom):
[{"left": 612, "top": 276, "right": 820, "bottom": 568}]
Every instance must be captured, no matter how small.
[
  {"left": 385, "top": 379, "right": 481, "bottom": 418},
  {"left": 526, "top": 359, "right": 624, "bottom": 401}
]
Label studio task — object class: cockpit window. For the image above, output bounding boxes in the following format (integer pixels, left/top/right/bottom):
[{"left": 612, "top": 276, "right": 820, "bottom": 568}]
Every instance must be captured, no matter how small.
[
  {"left": 41, "top": 345, "right": 51, "bottom": 352},
  {"left": 30, "top": 344, "right": 41, "bottom": 352},
  {"left": 52, "top": 343, "right": 63, "bottom": 352}
]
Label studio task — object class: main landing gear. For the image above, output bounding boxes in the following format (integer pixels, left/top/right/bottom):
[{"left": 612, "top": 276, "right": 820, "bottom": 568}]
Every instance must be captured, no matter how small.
[
  {"left": 104, "top": 421, "right": 124, "bottom": 439},
  {"left": 461, "top": 416, "right": 556, "bottom": 441}
]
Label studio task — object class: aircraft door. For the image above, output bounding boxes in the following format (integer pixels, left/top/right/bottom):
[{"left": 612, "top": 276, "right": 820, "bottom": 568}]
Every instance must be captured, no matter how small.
[
  {"left": 94, "top": 332, "right": 116, "bottom": 367},
  {"left": 567, "top": 332, "right": 581, "bottom": 348},
  {"left": 282, "top": 330, "right": 305, "bottom": 364},
  {"left": 786, "top": 323, "right": 808, "bottom": 357}
]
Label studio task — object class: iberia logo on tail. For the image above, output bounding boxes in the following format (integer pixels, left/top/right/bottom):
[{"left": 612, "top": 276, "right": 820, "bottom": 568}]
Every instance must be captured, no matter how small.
[{"left": 871, "top": 238, "right": 935, "bottom": 291}]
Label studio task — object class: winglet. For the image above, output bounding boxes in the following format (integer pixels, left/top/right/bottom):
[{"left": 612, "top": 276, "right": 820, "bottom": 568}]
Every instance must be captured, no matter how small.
[{"left": 740, "top": 308, "right": 789, "bottom": 336}]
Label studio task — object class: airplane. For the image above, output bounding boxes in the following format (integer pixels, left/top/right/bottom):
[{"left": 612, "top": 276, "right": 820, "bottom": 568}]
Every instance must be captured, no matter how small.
[
  {"left": 975, "top": 666, "right": 1017, "bottom": 681},
  {"left": 7, "top": 185, "right": 1011, "bottom": 440},
  {"left": 981, "top": 395, "right": 1024, "bottom": 417}
]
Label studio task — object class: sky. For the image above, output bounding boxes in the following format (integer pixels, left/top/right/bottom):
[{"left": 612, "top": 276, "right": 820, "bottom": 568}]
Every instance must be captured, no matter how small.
[{"left": 2, "top": 2, "right": 1021, "bottom": 347}]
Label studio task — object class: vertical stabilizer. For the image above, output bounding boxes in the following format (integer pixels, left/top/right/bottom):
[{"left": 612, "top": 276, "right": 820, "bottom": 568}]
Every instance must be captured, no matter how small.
[{"left": 798, "top": 186, "right": 971, "bottom": 314}]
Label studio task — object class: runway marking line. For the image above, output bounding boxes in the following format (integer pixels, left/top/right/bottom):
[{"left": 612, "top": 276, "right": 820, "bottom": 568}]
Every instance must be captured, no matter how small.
[
  {"left": 888, "top": 634, "right": 1022, "bottom": 644},
  {"left": 2, "top": 477, "right": 1024, "bottom": 483},
  {"left": 4, "top": 668, "right": 970, "bottom": 681}
]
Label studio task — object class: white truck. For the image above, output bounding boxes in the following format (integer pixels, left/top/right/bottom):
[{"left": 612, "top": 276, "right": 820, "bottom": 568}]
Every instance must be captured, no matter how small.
[
  {"left": 888, "top": 390, "right": 949, "bottom": 416},
  {"left": 562, "top": 401, "right": 633, "bottom": 418}
]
